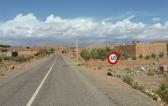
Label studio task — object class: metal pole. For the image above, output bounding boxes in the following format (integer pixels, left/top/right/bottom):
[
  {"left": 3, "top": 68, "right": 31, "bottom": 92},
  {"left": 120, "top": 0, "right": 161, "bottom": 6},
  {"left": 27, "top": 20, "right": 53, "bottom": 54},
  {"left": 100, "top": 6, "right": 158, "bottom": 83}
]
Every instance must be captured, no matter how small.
[{"left": 112, "top": 64, "right": 114, "bottom": 72}]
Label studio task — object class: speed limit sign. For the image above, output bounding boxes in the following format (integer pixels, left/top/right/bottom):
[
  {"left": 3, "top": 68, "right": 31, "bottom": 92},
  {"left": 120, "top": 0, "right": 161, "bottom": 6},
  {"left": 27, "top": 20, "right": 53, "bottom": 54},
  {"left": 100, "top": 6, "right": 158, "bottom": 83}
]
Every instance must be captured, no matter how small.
[{"left": 108, "top": 52, "right": 119, "bottom": 65}]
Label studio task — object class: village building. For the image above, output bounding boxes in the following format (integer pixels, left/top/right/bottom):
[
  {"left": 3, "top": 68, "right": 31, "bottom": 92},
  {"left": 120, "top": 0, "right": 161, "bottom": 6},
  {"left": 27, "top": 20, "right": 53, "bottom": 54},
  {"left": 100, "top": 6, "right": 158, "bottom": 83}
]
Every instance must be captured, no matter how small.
[{"left": 114, "top": 40, "right": 167, "bottom": 58}]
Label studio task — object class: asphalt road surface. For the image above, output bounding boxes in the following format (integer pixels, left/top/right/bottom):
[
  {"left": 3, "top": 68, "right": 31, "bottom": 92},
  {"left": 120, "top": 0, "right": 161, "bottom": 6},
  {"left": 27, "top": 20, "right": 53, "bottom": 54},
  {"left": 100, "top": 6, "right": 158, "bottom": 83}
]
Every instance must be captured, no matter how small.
[{"left": 0, "top": 54, "right": 115, "bottom": 106}]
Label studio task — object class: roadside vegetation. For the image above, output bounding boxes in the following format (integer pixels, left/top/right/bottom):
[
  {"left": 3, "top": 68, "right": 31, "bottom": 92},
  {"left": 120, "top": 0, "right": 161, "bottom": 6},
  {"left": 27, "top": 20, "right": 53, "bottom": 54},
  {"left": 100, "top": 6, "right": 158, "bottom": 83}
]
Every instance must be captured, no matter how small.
[
  {"left": 157, "top": 74, "right": 168, "bottom": 103},
  {"left": 35, "top": 48, "right": 55, "bottom": 57},
  {"left": 79, "top": 46, "right": 168, "bottom": 105},
  {"left": 80, "top": 47, "right": 166, "bottom": 61},
  {"left": 121, "top": 74, "right": 162, "bottom": 102},
  {"left": 0, "top": 48, "right": 55, "bottom": 63},
  {"left": 122, "top": 74, "right": 134, "bottom": 85},
  {"left": 80, "top": 47, "right": 129, "bottom": 61},
  {"left": 80, "top": 49, "right": 90, "bottom": 60},
  {"left": 0, "top": 51, "right": 33, "bottom": 63},
  {"left": 122, "top": 74, "right": 146, "bottom": 93}
]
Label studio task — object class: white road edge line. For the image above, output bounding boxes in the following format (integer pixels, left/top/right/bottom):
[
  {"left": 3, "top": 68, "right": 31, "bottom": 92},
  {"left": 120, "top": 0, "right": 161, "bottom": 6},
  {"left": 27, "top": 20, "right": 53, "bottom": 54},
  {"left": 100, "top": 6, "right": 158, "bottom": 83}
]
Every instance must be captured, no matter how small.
[{"left": 26, "top": 60, "right": 56, "bottom": 106}]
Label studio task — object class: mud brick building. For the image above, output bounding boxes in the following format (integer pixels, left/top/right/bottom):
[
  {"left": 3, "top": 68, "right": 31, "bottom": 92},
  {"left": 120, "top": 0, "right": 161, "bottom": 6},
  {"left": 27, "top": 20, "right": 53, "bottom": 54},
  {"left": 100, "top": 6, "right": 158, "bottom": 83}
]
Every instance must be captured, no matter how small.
[{"left": 114, "top": 40, "right": 167, "bottom": 58}]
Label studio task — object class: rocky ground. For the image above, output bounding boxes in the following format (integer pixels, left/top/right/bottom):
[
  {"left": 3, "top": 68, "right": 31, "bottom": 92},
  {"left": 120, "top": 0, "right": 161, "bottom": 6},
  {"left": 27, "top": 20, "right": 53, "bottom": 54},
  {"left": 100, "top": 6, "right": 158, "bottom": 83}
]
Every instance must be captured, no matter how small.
[
  {"left": 0, "top": 56, "right": 49, "bottom": 76},
  {"left": 64, "top": 54, "right": 160, "bottom": 106}
]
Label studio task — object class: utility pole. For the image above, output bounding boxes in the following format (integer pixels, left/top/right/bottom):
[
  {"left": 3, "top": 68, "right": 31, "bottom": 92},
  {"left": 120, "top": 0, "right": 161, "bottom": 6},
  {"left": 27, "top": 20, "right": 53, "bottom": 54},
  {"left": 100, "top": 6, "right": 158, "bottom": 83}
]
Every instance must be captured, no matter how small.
[{"left": 75, "top": 37, "right": 78, "bottom": 61}]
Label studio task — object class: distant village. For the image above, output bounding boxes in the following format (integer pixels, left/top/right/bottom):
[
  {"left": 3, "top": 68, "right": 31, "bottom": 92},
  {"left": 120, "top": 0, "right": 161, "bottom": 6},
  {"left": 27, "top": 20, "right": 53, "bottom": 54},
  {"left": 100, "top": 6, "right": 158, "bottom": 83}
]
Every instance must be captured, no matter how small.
[{"left": 1, "top": 40, "right": 168, "bottom": 62}]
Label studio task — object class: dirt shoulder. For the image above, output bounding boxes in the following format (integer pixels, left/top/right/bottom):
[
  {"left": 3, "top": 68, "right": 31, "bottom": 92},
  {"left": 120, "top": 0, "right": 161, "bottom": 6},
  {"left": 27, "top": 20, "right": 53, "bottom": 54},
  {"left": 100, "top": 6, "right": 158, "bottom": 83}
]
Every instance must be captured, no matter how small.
[
  {"left": 63, "top": 55, "right": 160, "bottom": 106},
  {"left": 0, "top": 55, "right": 51, "bottom": 77}
]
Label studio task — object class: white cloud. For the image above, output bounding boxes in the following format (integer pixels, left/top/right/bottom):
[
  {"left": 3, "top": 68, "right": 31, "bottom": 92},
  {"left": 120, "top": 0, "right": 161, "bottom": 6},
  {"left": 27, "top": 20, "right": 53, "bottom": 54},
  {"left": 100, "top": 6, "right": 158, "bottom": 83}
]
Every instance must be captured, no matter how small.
[
  {"left": 152, "top": 17, "right": 161, "bottom": 23},
  {"left": 0, "top": 13, "right": 168, "bottom": 43}
]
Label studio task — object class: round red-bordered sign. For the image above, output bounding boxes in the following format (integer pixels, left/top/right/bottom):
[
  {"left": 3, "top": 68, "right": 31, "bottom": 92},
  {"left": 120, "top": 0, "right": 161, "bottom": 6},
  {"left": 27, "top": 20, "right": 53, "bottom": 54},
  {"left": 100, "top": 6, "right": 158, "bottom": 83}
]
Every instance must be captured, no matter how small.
[{"left": 108, "top": 52, "right": 119, "bottom": 65}]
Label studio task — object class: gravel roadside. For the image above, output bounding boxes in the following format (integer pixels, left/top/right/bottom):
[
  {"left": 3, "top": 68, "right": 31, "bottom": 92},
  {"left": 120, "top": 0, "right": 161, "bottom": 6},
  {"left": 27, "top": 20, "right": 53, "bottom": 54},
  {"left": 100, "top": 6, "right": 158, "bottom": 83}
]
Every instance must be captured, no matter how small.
[{"left": 63, "top": 55, "right": 160, "bottom": 106}]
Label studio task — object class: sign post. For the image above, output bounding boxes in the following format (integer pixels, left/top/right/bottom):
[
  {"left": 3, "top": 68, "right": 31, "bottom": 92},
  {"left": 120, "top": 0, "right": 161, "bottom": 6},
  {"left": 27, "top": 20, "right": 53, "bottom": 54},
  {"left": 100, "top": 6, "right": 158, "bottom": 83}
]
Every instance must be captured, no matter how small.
[{"left": 108, "top": 52, "right": 119, "bottom": 72}]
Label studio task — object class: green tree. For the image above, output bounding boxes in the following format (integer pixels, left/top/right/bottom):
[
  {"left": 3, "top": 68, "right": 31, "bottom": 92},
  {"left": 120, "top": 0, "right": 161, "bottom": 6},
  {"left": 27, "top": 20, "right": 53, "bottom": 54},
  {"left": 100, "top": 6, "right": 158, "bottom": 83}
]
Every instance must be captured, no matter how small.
[
  {"left": 145, "top": 55, "right": 150, "bottom": 60},
  {"left": 91, "top": 48, "right": 98, "bottom": 59},
  {"left": 117, "top": 50, "right": 122, "bottom": 59},
  {"left": 124, "top": 52, "right": 129, "bottom": 60},
  {"left": 110, "top": 48, "right": 116, "bottom": 52},
  {"left": 159, "top": 52, "right": 164, "bottom": 58},
  {"left": 80, "top": 49, "right": 90, "bottom": 60},
  {"left": 97, "top": 49, "right": 103, "bottom": 60},
  {"left": 139, "top": 54, "right": 143, "bottom": 59},
  {"left": 151, "top": 53, "right": 156, "bottom": 59},
  {"left": 99, "top": 48, "right": 108, "bottom": 60}
]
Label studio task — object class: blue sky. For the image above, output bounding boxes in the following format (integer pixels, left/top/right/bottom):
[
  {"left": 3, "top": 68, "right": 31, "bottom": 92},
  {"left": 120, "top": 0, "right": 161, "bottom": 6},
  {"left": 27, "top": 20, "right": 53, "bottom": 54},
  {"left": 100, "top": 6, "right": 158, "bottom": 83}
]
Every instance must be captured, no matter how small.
[
  {"left": 0, "top": 0, "right": 168, "bottom": 45},
  {"left": 0, "top": 0, "right": 168, "bottom": 22}
]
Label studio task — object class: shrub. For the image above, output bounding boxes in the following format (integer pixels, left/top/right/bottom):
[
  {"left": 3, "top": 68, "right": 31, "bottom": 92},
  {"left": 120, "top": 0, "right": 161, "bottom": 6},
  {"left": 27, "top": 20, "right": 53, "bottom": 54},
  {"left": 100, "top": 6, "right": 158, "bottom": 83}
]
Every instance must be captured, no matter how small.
[
  {"left": 0, "top": 54, "right": 6, "bottom": 60},
  {"left": 132, "top": 81, "right": 139, "bottom": 89},
  {"left": 145, "top": 55, "right": 150, "bottom": 60},
  {"left": 37, "top": 49, "right": 48, "bottom": 56},
  {"left": 48, "top": 48, "right": 55, "bottom": 54},
  {"left": 122, "top": 74, "right": 134, "bottom": 85},
  {"left": 117, "top": 50, "right": 122, "bottom": 59},
  {"left": 80, "top": 49, "right": 90, "bottom": 60},
  {"left": 122, "top": 75, "right": 146, "bottom": 94},
  {"left": 7, "top": 56, "right": 14, "bottom": 61},
  {"left": 159, "top": 52, "right": 164, "bottom": 58},
  {"left": 0, "top": 54, "right": 12, "bottom": 61},
  {"left": 91, "top": 48, "right": 98, "bottom": 59},
  {"left": 147, "top": 69, "right": 154, "bottom": 76},
  {"left": 139, "top": 54, "right": 143, "bottom": 59},
  {"left": 151, "top": 53, "right": 156, "bottom": 59},
  {"left": 12, "top": 51, "right": 18, "bottom": 57},
  {"left": 3, "top": 56, "right": 10, "bottom": 61},
  {"left": 137, "top": 85, "right": 145, "bottom": 93},
  {"left": 132, "top": 56, "right": 136, "bottom": 60},
  {"left": 116, "top": 74, "right": 121, "bottom": 78},
  {"left": 14, "top": 56, "right": 27, "bottom": 62},
  {"left": 124, "top": 52, "right": 129, "bottom": 60},
  {"left": 157, "top": 74, "right": 168, "bottom": 103}
]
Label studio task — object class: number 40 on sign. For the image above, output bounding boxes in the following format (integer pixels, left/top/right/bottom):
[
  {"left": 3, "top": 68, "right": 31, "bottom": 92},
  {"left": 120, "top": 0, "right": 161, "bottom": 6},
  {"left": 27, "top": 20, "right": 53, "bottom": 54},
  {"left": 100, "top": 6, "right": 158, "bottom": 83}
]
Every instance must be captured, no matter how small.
[{"left": 107, "top": 52, "right": 119, "bottom": 65}]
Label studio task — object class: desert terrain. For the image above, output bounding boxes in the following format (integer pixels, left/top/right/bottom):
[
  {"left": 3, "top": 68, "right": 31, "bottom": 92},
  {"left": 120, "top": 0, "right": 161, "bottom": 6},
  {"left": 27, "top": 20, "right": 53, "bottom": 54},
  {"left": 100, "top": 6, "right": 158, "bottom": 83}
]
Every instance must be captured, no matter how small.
[{"left": 63, "top": 40, "right": 168, "bottom": 105}]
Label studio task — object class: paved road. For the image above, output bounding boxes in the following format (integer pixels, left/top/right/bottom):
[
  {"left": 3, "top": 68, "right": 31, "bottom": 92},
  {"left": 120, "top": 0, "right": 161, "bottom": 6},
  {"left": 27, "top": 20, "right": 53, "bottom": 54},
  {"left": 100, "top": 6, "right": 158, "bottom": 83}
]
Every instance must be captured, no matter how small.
[{"left": 0, "top": 54, "right": 114, "bottom": 106}]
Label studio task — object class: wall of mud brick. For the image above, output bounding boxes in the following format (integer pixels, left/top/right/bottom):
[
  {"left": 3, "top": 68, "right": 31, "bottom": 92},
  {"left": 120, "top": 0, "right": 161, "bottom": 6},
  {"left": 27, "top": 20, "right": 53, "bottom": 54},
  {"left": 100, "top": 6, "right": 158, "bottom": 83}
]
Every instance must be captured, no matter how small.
[{"left": 114, "top": 43, "right": 167, "bottom": 58}]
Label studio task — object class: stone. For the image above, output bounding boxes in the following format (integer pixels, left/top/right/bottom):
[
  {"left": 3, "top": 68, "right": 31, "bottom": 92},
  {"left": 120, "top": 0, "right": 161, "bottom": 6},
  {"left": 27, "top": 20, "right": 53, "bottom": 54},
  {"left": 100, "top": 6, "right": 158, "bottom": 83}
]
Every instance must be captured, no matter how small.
[
  {"left": 140, "top": 67, "right": 146, "bottom": 71},
  {"left": 107, "top": 72, "right": 112, "bottom": 76},
  {"left": 157, "top": 65, "right": 165, "bottom": 74},
  {"left": 157, "top": 96, "right": 162, "bottom": 102},
  {"left": 163, "top": 65, "right": 167, "bottom": 71},
  {"left": 10, "top": 65, "right": 15, "bottom": 70}
]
